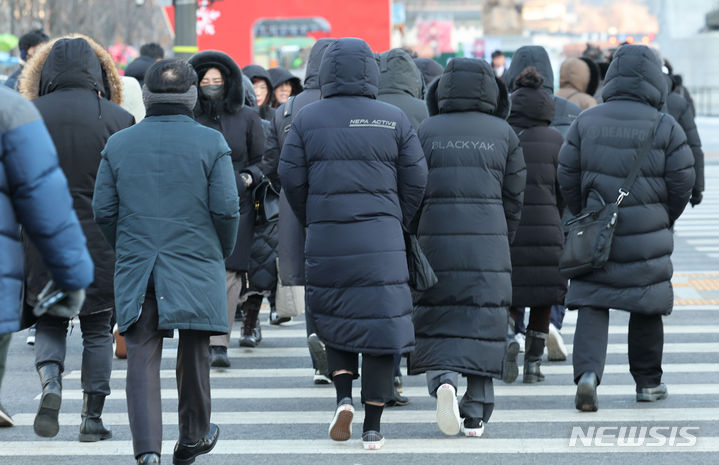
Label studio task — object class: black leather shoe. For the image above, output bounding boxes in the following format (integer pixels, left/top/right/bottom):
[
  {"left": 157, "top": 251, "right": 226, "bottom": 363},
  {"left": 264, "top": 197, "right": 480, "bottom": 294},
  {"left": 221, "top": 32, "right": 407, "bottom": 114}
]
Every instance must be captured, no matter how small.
[
  {"left": 209, "top": 346, "right": 230, "bottom": 368},
  {"left": 173, "top": 423, "right": 219, "bottom": 465},
  {"left": 137, "top": 452, "right": 161, "bottom": 464},
  {"left": 575, "top": 372, "right": 598, "bottom": 412},
  {"left": 637, "top": 383, "right": 668, "bottom": 402}
]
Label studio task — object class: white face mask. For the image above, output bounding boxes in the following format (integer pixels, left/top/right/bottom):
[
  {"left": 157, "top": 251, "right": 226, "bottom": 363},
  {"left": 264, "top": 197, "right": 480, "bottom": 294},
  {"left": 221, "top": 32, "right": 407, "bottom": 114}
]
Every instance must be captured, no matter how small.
[{"left": 494, "top": 66, "right": 505, "bottom": 78}]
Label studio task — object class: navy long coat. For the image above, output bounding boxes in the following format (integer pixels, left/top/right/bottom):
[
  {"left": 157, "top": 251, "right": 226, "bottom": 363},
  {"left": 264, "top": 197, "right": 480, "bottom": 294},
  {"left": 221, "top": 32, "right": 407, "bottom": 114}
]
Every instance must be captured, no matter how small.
[{"left": 279, "top": 38, "right": 428, "bottom": 355}]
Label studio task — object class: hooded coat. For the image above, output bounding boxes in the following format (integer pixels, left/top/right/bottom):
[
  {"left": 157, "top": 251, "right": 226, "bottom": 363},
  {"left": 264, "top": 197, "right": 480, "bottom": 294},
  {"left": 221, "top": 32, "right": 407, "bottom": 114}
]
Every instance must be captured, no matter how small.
[
  {"left": 188, "top": 50, "right": 266, "bottom": 272},
  {"left": 242, "top": 64, "right": 275, "bottom": 122},
  {"left": 0, "top": 86, "right": 94, "bottom": 334},
  {"left": 408, "top": 58, "right": 526, "bottom": 378},
  {"left": 376, "top": 49, "right": 429, "bottom": 130},
  {"left": 413, "top": 58, "right": 443, "bottom": 90},
  {"left": 268, "top": 67, "right": 302, "bottom": 108},
  {"left": 663, "top": 77, "right": 704, "bottom": 199},
  {"left": 19, "top": 35, "right": 135, "bottom": 316},
  {"left": 558, "top": 45, "right": 695, "bottom": 315},
  {"left": 508, "top": 78, "right": 567, "bottom": 307},
  {"left": 556, "top": 57, "right": 599, "bottom": 110},
  {"left": 505, "top": 46, "right": 582, "bottom": 137},
  {"left": 270, "top": 39, "right": 335, "bottom": 286},
  {"left": 279, "top": 38, "right": 428, "bottom": 355}
]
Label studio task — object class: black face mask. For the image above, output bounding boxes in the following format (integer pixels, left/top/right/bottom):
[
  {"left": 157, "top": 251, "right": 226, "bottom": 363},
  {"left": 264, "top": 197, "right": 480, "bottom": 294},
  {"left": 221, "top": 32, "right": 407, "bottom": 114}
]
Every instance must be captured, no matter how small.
[{"left": 200, "top": 84, "right": 224, "bottom": 100}]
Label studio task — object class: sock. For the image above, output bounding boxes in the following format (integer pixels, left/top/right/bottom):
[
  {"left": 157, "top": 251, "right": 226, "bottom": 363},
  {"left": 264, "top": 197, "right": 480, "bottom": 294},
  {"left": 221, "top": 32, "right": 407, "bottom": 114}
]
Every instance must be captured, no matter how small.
[
  {"left": 333, "top": 373, "right": 353, "bottom": 403},
  {"left": 363, "top": 403, "right": 384, "bottom": 433}
]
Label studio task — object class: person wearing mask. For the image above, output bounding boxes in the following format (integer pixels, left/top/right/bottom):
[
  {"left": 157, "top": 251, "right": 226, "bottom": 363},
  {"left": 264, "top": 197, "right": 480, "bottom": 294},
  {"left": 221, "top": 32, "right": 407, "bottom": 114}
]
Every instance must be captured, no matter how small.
[
  {"left": 187, "top": 50, "right": 266, "bottom": 364},
  {"left": 4, "top": 29, "right": 49, "bottom": 90},
  {"left": 491, "top": 49, "right": 507, "bottom": 82},
  {"left": 124, "top": 42, "right": 164, "bottom": 87},
  {"left": 0, "top": 86, "right": 94, "bottom": 428},
  {"left": 279, "top": 38, "right": 427, "bottom": 450},
  {"left": 506, "top": 67, "right": 566, "bottom": 384},
  {"left": 268, "top": 67, "right": 302, "bottom": 107},
  {"left": 558, "top": 45, "right": 695, "bottom": 412},
  {"left": 556, "top": 57, "right": 600, "bottom": 110},
  {"left": 265, "top": 38, "right": 336, "bottom": 383},
  {"left": 93, "top": 59, "right": 239, "bottom": 465},
  {"left": 19, "top": 34, "right": 135, "bottom": 441},
  {"left": 242, "top": 64, "right": 275, "bottom": 122},
  {"left": 410, "top": 57, "right": 526, "bottom": 438}
]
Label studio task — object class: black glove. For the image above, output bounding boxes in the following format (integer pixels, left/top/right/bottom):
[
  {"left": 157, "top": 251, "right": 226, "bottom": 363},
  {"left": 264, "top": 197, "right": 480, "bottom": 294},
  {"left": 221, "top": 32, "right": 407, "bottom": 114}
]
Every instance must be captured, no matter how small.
[{"left": 690, "top": 190, "right": 703, "bottom": 207}]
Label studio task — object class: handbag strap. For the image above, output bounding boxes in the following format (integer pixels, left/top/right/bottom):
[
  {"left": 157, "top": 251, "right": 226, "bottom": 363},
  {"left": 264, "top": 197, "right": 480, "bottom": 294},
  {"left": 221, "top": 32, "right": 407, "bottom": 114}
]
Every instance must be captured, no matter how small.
[{"left": 616, "top": 113, "right": 663, "bottom": 205}]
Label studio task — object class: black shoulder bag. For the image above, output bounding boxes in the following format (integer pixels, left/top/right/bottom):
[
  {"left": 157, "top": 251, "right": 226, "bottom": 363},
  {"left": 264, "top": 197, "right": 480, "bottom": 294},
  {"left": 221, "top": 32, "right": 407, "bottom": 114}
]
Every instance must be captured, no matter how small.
[
  {"left": 559, "top": 114, "right": 662, "bottom": 279},
  {"left": 251, "top": 177, "right": 280, "bottom": 225}
]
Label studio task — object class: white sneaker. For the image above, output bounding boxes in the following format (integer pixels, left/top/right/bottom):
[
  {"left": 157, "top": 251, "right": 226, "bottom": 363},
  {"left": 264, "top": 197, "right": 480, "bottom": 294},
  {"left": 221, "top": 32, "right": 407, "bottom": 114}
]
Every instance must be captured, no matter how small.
[
  {"left": 313, "top": 369, "right": 332, "bottom": 385},
  {"left": 546, "top": 323, "right": 568, "bottom": 361},
  {"left": 436, "top": 383, "right": 461, "bottom": 435},
  {"left": 514, "top": 333, "right": 525, "bottom": 353},
  {"left": 26, "top": 327, "right": 35, "bottom": 346}
]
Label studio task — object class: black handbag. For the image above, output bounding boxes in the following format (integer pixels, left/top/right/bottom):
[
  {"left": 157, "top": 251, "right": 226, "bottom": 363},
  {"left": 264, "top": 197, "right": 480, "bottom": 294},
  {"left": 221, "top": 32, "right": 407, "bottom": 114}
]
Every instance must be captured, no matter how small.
[
  {"left": 559, "top": 114, "right": 662, "bottom": 279},
  {"left": 404, "top": 231, "right": 438, "bottom": 291},
  {"left": 251, "top": 177, "right": 280, "bottom": 225}
]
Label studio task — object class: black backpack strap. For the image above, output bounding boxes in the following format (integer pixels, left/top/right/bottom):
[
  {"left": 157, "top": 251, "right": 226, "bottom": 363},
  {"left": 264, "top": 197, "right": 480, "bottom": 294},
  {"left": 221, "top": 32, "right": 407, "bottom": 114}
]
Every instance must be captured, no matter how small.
[{"left": 617, "top": 113, "right": 664, "bottom": 205}]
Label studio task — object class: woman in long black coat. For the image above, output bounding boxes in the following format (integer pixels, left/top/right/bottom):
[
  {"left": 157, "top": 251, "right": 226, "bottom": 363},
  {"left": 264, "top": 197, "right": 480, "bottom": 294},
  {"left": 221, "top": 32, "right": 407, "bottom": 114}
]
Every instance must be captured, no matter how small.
[
  {"left": 187, "top": 50, "right": 266, "bottom": 365},
  {"left": 507, "top": 67, "right": 567, "bottom": 384},
  {"left": 558, "top": 45, "right": 695, "bottom": 411},
  {"left": 409, "top": 57, "right": 526, "bottom": 438}
]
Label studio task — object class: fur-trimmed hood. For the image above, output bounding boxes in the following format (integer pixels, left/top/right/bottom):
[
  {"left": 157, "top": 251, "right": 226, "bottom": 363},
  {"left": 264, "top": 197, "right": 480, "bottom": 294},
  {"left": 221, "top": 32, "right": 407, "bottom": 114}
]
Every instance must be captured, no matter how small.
[
  {"left": 426, "top": 57, "right": 510, "bottom": 119},
  {"left": 19, "top": 34, "right": 123, "bottom": 104},
  {"left": 188, "top": 50, "right": 244, "bottom": 115}
]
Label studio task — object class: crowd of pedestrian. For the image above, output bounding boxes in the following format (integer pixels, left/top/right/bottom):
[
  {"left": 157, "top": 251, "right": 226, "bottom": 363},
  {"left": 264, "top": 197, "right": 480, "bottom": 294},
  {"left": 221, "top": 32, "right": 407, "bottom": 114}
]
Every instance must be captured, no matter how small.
[{"left": 0, "top": 28, "right": 704, "bottom": 464}]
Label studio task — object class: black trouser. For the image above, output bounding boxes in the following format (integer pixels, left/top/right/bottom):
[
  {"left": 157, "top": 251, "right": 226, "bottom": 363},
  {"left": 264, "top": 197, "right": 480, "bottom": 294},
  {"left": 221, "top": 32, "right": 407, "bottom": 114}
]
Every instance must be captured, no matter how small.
[
  {"left": 511, "top": 306, "right": 551, "bottom": 334},
  {"left": 125, "top": 290, "right": 211, "bottom": 458},
  {"left": 34, "top": 310, "right": 113, "bottom": 395},
  {"left": 326, "top": 347, "right": 394, "bottom": 404},
  {"left": 573, "top": 307, "right": 664, "bottom": 388}
]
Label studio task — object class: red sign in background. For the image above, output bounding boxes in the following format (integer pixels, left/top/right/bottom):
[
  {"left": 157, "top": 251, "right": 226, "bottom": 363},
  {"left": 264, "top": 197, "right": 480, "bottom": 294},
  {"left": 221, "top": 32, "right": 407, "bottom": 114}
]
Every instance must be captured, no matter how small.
[{"left": 165, "top": 0, "right": 391, "bottom": 66}]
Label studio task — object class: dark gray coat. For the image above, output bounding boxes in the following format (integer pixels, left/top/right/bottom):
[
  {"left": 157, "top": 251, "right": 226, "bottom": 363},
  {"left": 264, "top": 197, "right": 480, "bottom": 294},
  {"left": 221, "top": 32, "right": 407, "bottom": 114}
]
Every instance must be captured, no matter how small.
[
  {"left": 376, "top": 49, "right": 429, "bottom": 130},
  {"left": 505, "top": 46, "right": 582, "bottom": 137},
  {"left": 279, "top": 38, "right": 428, "bottom": 355},
  {"left": 93, "top": 113, "right": 240, "bottom": 334},
  {"left": 409, "top": 58, "right": 526, "bottom": 378},
  {"left": 558, "top": 45, "right": 695, "bottom": 315}
]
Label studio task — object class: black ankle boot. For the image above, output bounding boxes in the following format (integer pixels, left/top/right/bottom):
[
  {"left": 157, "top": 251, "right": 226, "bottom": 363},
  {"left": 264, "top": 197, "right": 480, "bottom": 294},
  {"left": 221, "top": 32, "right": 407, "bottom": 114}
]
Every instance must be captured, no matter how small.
[
  {"left": 34, "top": 362, "right": 62, "bottom": 438},
  {"left": 523, "top": 330, "right": 547, "bottom": 384},
  {"left": 239, "top": 298, "right": 261, "bottom": 347},
  {"left": 79, "top": 393, "right": 112, "bottom": 442}
]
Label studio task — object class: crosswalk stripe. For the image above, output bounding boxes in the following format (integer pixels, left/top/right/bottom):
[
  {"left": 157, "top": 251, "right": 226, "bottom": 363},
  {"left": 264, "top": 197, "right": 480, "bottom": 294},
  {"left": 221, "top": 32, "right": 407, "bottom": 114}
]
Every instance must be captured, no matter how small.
[
  {"left": 9, "top": 407, "right": 719, "bottom": 427},
  {"left": 63, "top": 362, "right": 718, "bottom": 380},
  {"left": 156, "top": 342, "right": 719, "bottom": 359},
  {"left": 46, "top": 383, "right": 719, "bottom": 401},
  {"left": 2, "top": 437, "right": 719, "bottom": 455}
]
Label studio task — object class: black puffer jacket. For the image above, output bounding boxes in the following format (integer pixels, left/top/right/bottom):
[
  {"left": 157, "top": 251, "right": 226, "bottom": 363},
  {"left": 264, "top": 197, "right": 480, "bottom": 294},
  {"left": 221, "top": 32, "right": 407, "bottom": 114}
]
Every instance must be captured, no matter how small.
[
  {"left": 376, "top": 49, "right": 429, "bottom": 130},
  {"left": 279, "top": 38, "right": 428, "bottom": 355},
  {"left": 188, "top": 50, "right": 266, "bottom": 272},
  {"left": 124, "top": 55, "right": 155, "bottom": 86},
  {"left": 19, "top": 35, "right": 134, "bottom": 316},
  {"left": 270, "top": 39, "right": 335, "bottom": 286},
  {"left": 409, "top": 58, "right": 526, "bottom": 378},
  {"left": 508, "top": 74, "right": 566, "bottom": 307},
  {"left": 558, "top": 45, "right": 695, "bottom": 315},
  {"left": 505, "top": 46, "right": 582, "bottom": 137},
  {"left": 663, "top": 76, "right": 704, "bottom": 201}
]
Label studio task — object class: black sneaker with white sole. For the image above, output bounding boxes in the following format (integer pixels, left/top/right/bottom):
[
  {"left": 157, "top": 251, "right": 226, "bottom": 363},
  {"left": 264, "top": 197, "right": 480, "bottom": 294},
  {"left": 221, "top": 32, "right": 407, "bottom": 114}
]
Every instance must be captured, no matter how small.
[
  {"left": 362, "top": 430, "right": 385, "bottom": 450},
  {"left": 307, "top": 333, "right": 329, "bottom": 378},
  {"left": 436, "top": 383, "right": 461, "bottom": 435},
  {"left": 461, "top": 417, "right": 484, "bottom": 437},
  {"left": 329, "top": 397, "right": 354, "bottom": 441},
  {"left": 0, "top": 402, "right": 13, "bottom": 427}
]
